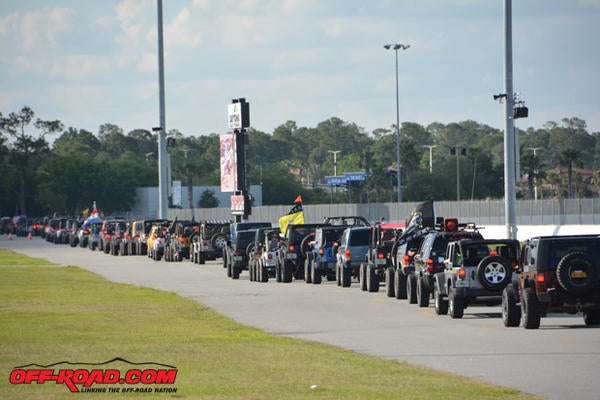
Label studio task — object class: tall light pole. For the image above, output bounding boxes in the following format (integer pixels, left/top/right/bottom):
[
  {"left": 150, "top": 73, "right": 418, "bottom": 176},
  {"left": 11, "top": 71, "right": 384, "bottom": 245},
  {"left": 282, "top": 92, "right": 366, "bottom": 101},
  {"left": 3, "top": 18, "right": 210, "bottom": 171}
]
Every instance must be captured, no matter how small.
[
  {"left": 384, "top": 43, "right": 410, "bottom": 202},
  {"left": 503, "top": 0, "right": 517, "bottom": 239},
  {"left": 156, "top": 0, "right": 168, "bottom": 219},
  {"left": 328, "top": 150, "right": 341, "bottom": 176},
  {"left": 423, "top": 145, "right": 436, "bottom": 174},
  {"left": 528, "top": 147, "right": 542, "bottom": 200}
]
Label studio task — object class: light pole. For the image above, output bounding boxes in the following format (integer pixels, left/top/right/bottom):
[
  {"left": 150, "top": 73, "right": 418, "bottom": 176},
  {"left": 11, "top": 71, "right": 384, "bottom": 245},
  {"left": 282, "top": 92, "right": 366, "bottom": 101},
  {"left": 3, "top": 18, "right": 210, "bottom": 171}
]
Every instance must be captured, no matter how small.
[
  {"left": 451, "top": 146, "right": 466, "bottom": 201},
  {"left": 384, "top": 43, "right": 410, "bottom": 202},
  {"left": 528, "top": 147, "right": 542, "bottom": 200},
  {"left": 423, "top": 145, "right": 436, "bottom": 174},
  {"left": 328, "top": 150, "right": 341, "bottom": 176},
  {"left": 182, "top": 148, "right": 193, "bottom": 210}
]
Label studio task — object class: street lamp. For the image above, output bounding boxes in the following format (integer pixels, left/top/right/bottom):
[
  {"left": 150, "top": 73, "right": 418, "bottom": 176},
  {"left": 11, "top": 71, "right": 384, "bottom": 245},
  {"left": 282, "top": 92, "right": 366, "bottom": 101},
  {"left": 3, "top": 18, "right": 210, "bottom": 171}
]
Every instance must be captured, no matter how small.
[
  {"left": 384, "top": 43, "right": 409, "bottom": 202},
  {"left": 528, "top": 147, "right": 542, "bottom": 200},
  {"left": 423, "top": 145, "right": 436, "bottom": 174},
  {"left": 328, "top": 150, "right": 341, "bottom": 176},
  {"left": 451, "top": 146, "right": 466, "bottom": 201}
]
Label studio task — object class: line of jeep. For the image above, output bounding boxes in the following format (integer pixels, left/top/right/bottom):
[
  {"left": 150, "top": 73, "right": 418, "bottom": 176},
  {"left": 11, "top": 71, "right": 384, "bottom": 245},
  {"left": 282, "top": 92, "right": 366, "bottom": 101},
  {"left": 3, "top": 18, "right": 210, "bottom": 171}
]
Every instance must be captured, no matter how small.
[{"left": 220, "top": 212, "right": 600, "bottom": 330}]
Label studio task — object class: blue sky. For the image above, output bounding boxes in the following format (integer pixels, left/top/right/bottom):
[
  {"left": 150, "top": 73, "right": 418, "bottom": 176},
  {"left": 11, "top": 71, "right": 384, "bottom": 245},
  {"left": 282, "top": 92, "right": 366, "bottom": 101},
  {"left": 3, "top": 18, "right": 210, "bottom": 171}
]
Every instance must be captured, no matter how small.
[{"left": 1, "top": 0, "right": 599, "bottom": 140}]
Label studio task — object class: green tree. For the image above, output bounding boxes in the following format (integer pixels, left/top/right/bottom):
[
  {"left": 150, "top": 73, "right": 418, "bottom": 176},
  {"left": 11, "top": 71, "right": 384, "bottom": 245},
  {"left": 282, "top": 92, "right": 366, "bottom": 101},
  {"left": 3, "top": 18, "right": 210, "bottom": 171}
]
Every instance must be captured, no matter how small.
[
  {"left": 0, "top": 106, "right": 63, "bottom": 215},
  {"left": 198, "top": 189, "right": 219, "bottom": 208}
]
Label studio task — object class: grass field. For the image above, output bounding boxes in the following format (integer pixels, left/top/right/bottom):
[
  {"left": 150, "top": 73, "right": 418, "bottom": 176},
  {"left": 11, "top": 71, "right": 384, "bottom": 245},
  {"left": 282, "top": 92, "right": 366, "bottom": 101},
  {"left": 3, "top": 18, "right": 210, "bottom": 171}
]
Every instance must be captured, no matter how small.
[{"left": 0, "top": 248, "right": 542, "bottom": 399}]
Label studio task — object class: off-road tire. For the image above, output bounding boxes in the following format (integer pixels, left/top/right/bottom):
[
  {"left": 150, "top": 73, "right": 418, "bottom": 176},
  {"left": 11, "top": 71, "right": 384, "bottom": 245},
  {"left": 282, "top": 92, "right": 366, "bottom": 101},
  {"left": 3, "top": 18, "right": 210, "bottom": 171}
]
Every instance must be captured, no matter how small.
[
  {"left": 385, "top": 267, "right": 395, "bottom": 298},
  {"left": 502, "top": 284, "right": 521, "bottom": 327},
  {"left": 407, "top": 273, "right": 417, "bottom": 304},
  {"left": 434, "top": 285, "right": 448, "bottom": 315},
  {"left": 367, "top": 264, "right": 379, "bottom": 293},
  {"left": 448, "top": 287, "right": 464, "bottom": 319},
  {"left": 521, "top": 286, "right": 541, "bottom": 329},
  {"left": 394, "top": 269, "right": 407, "bottom": 300},
  {"left": 417, "top": 275, "right": 430, "bottom": 307},
  {"left": 311, "top": 260, "right": 322, "bottom": 284}
]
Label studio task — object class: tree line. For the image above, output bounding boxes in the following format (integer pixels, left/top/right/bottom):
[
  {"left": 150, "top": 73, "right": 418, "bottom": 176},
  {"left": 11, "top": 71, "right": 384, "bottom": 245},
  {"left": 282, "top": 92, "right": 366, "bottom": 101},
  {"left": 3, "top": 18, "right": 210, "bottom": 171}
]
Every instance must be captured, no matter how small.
[{"left": 1, "top": 106, "right": 599, "bottom": 217}]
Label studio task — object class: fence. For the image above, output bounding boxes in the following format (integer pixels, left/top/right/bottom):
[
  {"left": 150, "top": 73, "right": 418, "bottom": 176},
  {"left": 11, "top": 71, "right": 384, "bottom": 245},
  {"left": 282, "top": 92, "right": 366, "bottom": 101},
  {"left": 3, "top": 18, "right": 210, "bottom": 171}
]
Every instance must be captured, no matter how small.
[{"left": 163, "top": 198, "right": 600, "bottom": 226}]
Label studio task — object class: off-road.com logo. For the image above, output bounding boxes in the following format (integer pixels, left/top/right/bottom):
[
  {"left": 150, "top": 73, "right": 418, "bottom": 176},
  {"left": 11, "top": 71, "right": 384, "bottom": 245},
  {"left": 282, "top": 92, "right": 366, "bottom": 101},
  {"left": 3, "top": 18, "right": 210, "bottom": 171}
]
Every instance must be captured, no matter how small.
[{"left": 9, "top": 358, "right": 177, "bottom": 393}]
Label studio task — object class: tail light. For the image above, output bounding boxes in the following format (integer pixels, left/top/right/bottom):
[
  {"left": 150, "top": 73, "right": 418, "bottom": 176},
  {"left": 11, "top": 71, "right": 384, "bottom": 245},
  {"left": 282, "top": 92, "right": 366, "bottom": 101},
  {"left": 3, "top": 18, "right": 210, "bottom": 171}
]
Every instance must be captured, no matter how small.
[
  {"left": 84, "top": 230, "right": 89, "bottom": 235},
  {"left": 377, "top": 252, "right": 385, "bottom": 260},
  {"left": 345, "top": 249, "right": 351, "bottom": 260},
  {"left": 106, "top": 234, "right": 112, "bottom": 239},
  {"left": 318, "top": 248, "right": 324, "bottom": 255},
  {"left": 404, "top": 255, "right": 410, "bottom": 266},
  {"left": 234, "top": 249, "right": 241, "bottom": 255},
  {"left": 256, "top": 248, "right": 262, "bottom": 255},
  {"left": 289, "top": 244, "right": 295, "bottom": 252},
  {"left": 458, "top": 268, "right": 466, "bottom": 280},
  {"left": 426, "top": 258, "right": 434, "bottom": 273},
  {"left": 267, "top": 254, "right": 273, "bottom": 260},
  {"left": 116, "top": 234, "right": 122, "bottom": 239},
  {"left": 534, "top": 271, "right": 554, "bottom": 293},
  {"left": 125, "top": 234, "right": 131, "bottom": 239},
  {"left": 179, "top": 237, "right": 185, "bottom": 244}
]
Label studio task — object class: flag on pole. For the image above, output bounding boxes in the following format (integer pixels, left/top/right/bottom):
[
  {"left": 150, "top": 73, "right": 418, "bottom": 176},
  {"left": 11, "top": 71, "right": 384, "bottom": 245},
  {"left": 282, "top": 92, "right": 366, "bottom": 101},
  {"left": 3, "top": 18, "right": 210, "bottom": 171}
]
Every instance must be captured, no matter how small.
[{"left": 279, "top": 195, "right": 304, "bottom": 235}]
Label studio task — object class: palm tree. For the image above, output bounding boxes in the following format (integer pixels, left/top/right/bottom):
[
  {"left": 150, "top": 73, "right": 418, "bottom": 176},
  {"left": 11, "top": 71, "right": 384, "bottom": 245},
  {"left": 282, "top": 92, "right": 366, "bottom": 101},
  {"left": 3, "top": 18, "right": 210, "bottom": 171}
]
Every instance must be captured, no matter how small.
[
  {"left": 559, "top": 149, "right": 582, "bottom": 199},
  {"left": 521, "top": 151, "right": 546, "bottom": 200}
]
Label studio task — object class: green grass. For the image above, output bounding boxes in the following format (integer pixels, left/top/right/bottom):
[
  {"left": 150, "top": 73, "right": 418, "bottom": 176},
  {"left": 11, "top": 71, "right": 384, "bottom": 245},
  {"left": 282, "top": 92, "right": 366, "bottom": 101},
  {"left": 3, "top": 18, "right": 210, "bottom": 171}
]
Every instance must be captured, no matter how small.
[{"left": 0, "top": 249, "right": 543, "bottom": 399}]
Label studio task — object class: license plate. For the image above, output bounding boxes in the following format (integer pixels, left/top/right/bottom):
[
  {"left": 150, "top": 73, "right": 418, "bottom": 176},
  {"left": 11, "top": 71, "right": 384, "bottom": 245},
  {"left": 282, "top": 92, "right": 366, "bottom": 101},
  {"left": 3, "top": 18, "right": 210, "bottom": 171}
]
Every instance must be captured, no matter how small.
[
  {"left": 286, "top": 253, "right": 297, "bottom": 259},
  {"left": 233, "top": 256, "right": 242, "bottom": 262},
  {"left": 571, "top": 270, "right": 587, "bottom": 279},
  {"left": 376, "top": 259, "right": 386, "bottom": 265}
]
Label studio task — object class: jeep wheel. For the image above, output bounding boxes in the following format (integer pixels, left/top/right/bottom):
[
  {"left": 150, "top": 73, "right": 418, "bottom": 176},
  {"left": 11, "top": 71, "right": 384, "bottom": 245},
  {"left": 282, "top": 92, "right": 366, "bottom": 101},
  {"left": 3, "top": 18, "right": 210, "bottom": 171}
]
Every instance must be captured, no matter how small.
[
  {"left": 477, "top": 256, "right": 512, "bottom": 291},
  {"left": 359, "top": 263, "right": 367, "bottom": 291},
  {"left": 434, "top": 285, "right": 448, "bottom": 315},
  {"left": 407, "top": 274, "right": 417, "bottom": 304},
  {"left": 211, "top": 234, "right": 228, "bottom": 251},
  {"left": 232, "top": 266, "right": 240, "bottom": 280},
  {"left": 521, "top": 286, "right": 541, "bottom": 329},
  {"left": 501, "top": 284, "right": 521, "bottom": 327},
  {"left": 416, "top": 276, "right": 430, "bottom": 307},
  {"left": 394, "top": 269, "right": 407, "bottom": 300},
  {"left": 341, "top": 266, "right": 351, "bottom": 288},
  {"left": 283, "top": 261, "right": 293, "bottom": 283},
  {"left": 198, "top": 252, "right": 206, "bottom": 265},
  {"left": 448, "top": 287, "right": 464, "bottom": 319},
  {"left": 336, "top": 263, "right": 341, "bottom": 286},
  {"left": 367, "top": 264, "right": 379, "bottom": 293},
  {"left": 584, "top": 310, "right": 600, "bottom": 326},
  {"left": 556, "top": 252, "right": 597, "bottom": 296},
  {"left": 311, "top": 260, "right": 322, "bottom": 284},
  {"left": 304, "top": 258, "right": 313, "bottom": 284},
  {"left": 385, "top": 267, "right": 395, "bottom": 298},
  {"left": 260, "top": 262, "right": 269, "bottom": 283}
]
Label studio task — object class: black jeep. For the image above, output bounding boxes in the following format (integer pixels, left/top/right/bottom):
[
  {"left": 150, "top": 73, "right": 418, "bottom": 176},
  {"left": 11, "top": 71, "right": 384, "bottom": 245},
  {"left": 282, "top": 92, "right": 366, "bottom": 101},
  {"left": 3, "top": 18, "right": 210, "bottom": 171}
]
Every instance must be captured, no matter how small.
[{"left": 502, "top": 234, "right": 600, "bottom": 329}]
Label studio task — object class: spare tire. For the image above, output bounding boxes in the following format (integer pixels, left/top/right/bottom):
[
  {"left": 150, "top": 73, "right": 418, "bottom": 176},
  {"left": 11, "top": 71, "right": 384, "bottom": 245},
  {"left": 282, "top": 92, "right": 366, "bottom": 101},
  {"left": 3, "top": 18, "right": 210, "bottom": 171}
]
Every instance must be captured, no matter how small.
[
  {"left": 300, "top": 234, "right": 314, "bottom": 257},
  {"left": 477, "top": 256, "right": 512, "bottom": 291},
  {"left": 211, "top": 233, "right": 228, "bottom": 250},
  {"left": 556, "top": 252, "right": 597, "bottom": 296}
]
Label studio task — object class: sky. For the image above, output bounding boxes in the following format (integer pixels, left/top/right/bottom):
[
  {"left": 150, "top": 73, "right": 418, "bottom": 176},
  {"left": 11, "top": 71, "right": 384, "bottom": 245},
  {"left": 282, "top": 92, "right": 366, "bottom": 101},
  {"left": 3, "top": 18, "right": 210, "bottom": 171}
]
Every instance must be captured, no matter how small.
[{"left": 1, "top": 0, "right": 600, "bottom": 141}]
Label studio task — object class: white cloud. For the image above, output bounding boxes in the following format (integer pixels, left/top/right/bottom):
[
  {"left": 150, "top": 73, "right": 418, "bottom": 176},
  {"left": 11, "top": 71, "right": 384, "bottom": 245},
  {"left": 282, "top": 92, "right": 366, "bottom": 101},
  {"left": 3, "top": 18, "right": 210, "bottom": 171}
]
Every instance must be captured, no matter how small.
[{"left": 19, "top": 7, "right": 74, "bottom": 52}]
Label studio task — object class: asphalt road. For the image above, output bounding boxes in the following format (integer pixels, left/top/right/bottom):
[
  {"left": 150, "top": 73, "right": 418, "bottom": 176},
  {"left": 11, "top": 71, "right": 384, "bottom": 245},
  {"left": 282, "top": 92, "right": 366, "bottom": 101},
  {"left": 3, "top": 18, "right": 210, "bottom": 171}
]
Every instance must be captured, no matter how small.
[{"left": 2, "top": 236, "right": 599, "bottom": 400}]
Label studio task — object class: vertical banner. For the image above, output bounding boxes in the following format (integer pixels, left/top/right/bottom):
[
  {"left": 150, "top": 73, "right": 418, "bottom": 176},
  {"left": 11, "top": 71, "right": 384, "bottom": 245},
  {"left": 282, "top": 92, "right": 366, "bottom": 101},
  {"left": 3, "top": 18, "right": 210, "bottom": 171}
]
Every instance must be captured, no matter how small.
[{"left": 220, "top": 133, "right": 237, "bottom": 192}]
